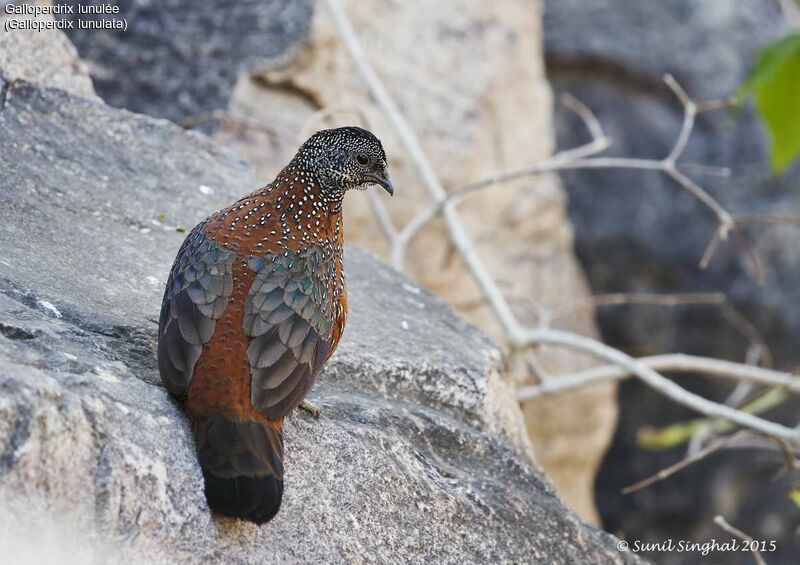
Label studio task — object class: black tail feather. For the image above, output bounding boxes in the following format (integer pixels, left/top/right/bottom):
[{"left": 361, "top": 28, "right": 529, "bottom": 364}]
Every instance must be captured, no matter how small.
[
  {"left": 192, "top": 414, "right": 285, "bottom": 524},
  {"left": 202, "top": 470, "right": 283, "bottom": 524}
]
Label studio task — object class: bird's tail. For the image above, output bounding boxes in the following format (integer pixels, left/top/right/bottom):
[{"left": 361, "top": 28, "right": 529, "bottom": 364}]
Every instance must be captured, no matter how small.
[{"left": 192, "top": 414, "right": 284, "bottom": 524}]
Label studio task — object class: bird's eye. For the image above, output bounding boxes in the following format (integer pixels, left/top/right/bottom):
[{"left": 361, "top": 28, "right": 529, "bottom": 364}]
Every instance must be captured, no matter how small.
[{"left": 356, "top": 153, "right": 370, "bottom": 166}]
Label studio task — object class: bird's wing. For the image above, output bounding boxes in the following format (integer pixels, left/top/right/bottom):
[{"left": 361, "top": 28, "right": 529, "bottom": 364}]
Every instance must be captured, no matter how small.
[
  {"left": 244, "top": 245, "right": 336, "bottom": 420},
  {"left": 157, "top": 221, "right": 236, "bottom": 398}
]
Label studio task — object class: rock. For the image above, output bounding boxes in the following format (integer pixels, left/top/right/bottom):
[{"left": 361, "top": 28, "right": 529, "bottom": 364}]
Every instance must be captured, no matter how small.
[
  {"left": 54, "top": 0, "right": 313, "bottom": 124},
  {"left": 544, "top": 1, "right": 800, "bottom": 561},
  {"left": 50, "top": 0, "right": 619, "bottom": 524},
  {"left": 0, "top": 79, "right": 639, "bottom": 563},
  {"left": 0, "top": 0, "right": 97, "bottom": 98}
]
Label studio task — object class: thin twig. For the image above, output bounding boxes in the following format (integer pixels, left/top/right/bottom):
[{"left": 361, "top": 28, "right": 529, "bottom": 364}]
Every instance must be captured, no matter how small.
[
  {"left": 325, "top": 0, "right": 523, "bottom": 339},
  {"left": 622, "top": 431, "right": 747, "bottom": 494},
  {"left": 677, "top": 163, "right": 731, "bottom": 177},
  {"left": 663, "top": 73, "right": 696, "bottom": 163},
  {"left": 734, "top": 214, "right": 800, "bottom": 228},
  {"left": 518, "top": 330, "right": 800, "bottom": 443},
  {"left": 700, "top": 227, "right": 724, "bottom": 269},
  {"left": 402, "top": 74, "right": 736, "bottom": 264},
  {"left": 402, "top": 74, "right": 761, "bottom": 274},
  {"left": 561, "top": 93, "right": 605, "bottom": 142},
  {"left": 732, "top": 225, "right": 766, "bottom": 285},
  {"left": 527, "top": 354, "right": 553, "bottom": 385},
  {"left": 398, "top": 95, "right": 612, "bottom": 244},
  {"left": 517, "top": 352, "right": 800, "bottom": 400},
  {"left": 325, "top": 0, "right": 800, "bottom": 451},
  {"left": 714, "top": 516, "right": 767, "bottom": 565}
]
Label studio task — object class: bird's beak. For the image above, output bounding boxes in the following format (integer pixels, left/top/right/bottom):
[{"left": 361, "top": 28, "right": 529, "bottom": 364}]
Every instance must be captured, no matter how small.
[{"left": 373, "top": 174, "right": 393, "bottom": 196}]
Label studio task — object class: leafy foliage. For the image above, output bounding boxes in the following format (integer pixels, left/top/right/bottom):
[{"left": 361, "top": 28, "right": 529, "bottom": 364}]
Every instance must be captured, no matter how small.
[{"left": 738, "top": 34, "right": 800, "bottom": 174}]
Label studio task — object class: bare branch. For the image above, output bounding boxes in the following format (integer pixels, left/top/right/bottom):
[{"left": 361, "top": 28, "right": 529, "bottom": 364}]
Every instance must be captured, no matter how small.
[
  {"left": 560, "top": 93, "right": 606, "bottom": 143},
  {"left": 518, "top": 352, "right": 800, "bottom": 400},
  {"left": 663, "top": 73, "right": 696, "bottom": 164},
  {"left": 700, "top": 226, "right": 724, "bottom": 269},
  {"left": 324, "top": 0, "right": 524, "bottom": 340},
  {"left": 397, "top": 92, "right": 612, "bottom": 247},
  {"left": 664, "top": 167, "right": 734, "bottom": 236},
  {"left": 398, "top": 75, "right": 741, "bottom": 275},
  {"left": 735, "top": 214, "right": 800, "bottom": 228},
  {"left": 325, "top": 0, "right": 800, "bottom": 461},
  {"left": 517, "top": 329, "right": 800, "bottom": 443},
  {"left": 622, "top": 431, "right": 747, "bottom": 494},
  {"left": 677, "top": 163, "right": 731, "bottom": 177},
  {"left": 714, "top": 516, "right": 768, "bottom": 565}
]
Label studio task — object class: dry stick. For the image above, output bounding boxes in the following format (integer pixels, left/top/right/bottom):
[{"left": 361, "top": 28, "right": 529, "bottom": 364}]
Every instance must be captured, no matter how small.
[
  {"left": 677, "top": 163, "right": 731, "bottom": 177},
  {"left": 400, "top": 117, "right": 611, "bottom": 241},
  {"left": 519, "top": 329, "right": 800, "bottom": 443},
  {"left": 400, "top": 74, "right": 741, "bottom": 274},
  {"left": 391, "top": 94, "right": 612, "bottom": 270},
  {"left": 517, "top": 353, "right": 800, "bottom": 400},
  {"left": 735, "top": 214, "right": 800, "bottom": 228},
  {"left": 324, "top": 0, "right": 523, "bottom": 339},
  {"left": 622, "top": 431, "right": 748, "bottom": 494},
  {"left": 430, "top": 75, "right": 722, "bottom": 210},
  {"left": 324, "top": 0, "right": 800, "bottom": 444},
  {"left": 714, "top": 516, "right": 768, "bottom": 565}
]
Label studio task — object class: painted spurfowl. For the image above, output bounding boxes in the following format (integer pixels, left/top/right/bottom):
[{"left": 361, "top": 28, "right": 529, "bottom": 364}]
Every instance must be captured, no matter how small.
[{"left": 157, "top": 127, "right": 392, "bottom": 523}]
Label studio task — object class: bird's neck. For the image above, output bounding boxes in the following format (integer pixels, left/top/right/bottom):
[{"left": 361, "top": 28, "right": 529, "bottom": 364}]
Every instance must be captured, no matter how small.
[
  {"left": 205, "top": 172, "right": 344, "bottom": 257},
  {"left": 261, "top": 168, "right": 345, "bottom": 249}
]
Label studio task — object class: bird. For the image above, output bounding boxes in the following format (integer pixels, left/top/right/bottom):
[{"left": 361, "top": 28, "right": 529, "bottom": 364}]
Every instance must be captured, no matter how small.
[{"left": 157, "top": 126, "right": 392, "bottom": 524}]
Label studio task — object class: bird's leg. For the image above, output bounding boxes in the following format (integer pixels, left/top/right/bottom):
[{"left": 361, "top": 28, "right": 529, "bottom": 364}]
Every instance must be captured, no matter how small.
[{"left": 298, "top": 399, "right": 321, "bottom": 419}]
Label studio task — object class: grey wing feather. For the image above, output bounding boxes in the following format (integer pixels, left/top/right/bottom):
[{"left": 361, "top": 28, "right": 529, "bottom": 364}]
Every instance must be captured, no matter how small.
[
  {"left": 244, "top": 247, "right": 335, "bottom": 420},
  {"left": 157, "top": 221, "right": 235, "bottom": 398}
]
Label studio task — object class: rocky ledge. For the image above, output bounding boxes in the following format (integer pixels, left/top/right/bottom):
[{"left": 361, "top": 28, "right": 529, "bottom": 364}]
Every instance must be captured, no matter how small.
[{"left": 0, "top": 77, "right": 639, "bottom": 563}]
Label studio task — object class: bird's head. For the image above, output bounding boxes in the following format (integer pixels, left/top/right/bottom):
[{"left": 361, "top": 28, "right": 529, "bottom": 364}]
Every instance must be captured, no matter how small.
[{"left": 295, "top": 126, "right": 393, "bottom": 199}]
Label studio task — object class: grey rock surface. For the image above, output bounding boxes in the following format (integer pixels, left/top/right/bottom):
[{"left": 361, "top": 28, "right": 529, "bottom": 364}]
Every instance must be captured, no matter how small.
[
  {"left": 54, "top": 0, "right": 313, "bottom": 123},
  {"left": 0, "top": 0, "right": 97, "bottom": 98},
  {"left": 544, "top": 1, "right": 800, "bottom": 563},
  {"left": 0, "top": 79, "right": 639, "bottom": 563},
  {"left": 34, "top": 0, "right": 616, "bottom": 524}
]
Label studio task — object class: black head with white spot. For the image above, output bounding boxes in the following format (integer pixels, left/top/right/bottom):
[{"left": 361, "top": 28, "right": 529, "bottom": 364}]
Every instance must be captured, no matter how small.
[{"left": 293, "top": 127, "right": 392, "bottom": 200}]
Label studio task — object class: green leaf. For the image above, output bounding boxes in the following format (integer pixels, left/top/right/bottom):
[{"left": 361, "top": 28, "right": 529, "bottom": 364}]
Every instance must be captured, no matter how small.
[
  {"left": 738, "top": 34, "right": 800, "bottom": 174},
  {"left": 635, "top": 388, "right": 788, "bottom": 450},
  {"left": 636, "top": 420, "right": 706, "bottom": 450},
  {"left": 789, "top": 488, "right": 800, "bottom": 509}
]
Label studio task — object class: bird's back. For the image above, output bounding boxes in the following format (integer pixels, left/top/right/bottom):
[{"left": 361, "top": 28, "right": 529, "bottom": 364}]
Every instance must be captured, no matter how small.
[{"left": 157, "top": 178, "right": 347, "bottom": 523}]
